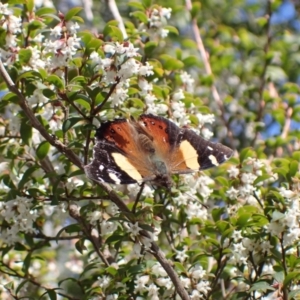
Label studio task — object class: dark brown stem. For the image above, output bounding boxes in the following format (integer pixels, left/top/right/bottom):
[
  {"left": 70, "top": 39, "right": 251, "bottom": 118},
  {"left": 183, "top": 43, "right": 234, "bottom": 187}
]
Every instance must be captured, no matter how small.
[
  {"left": 93, "top": 77, "right": 120, "bottom": 116},
  {"left": 132, "top": 183, "right": 145, "bottom": 213},
  {"left": 0, "top": 59, "right": 84, "bottom": 170}
]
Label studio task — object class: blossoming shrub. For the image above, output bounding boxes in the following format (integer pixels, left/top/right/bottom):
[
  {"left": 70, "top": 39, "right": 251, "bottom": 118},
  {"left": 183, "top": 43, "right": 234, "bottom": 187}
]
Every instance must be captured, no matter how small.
[{"left": 0, "top": 1, "right": 300, "bottom": 299}]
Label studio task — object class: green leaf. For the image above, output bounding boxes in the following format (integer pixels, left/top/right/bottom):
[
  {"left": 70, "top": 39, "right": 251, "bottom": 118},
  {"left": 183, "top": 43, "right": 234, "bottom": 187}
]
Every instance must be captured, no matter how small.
[
  {"left": 128, "top": 1, "right": 145, "bottom": 10},
  {"left": 62, "top": 117, "right": 84, "bottom": 132},
  {"left": 2, "top": 176, "right": 17, "bottom": 191},
  {"left": 211, "top": 207, "right": 225, "bottom": 222},
  {"left": 106, "top": 266, "right": 118, "bottom": 276},
  {"left": 239, "top": 147, "right": 255, "bottom": 163},
  {"left": 47, "top": 75, "right": 65, "bottom": 90},
  {"left": 253, "top": 174, "right": 271, "bottom": 185},
  {"left": 86, "top": 38, "right": 103, "bottom": 53},
  {"left": 16, "top": 279, "right": 30, "bottom": 295},
  {"left": 74, "top": 98, "right": 91, "bottom": 110},
  {"left": 159, "top": 54, "right": 184, "bottom": 71},
  {"left": 214, "top": 176, "right": 229, "bottom": 187},
  {"left": 56, "top": 224, "right": 81, "bottom": 242},
  {"left": 19, "top": 49, "right": 32, "bottom": 64},
  {"left": 28, "top": 20, "right": 44, "bottom": 31},
  {"left": 249, "top": 281, "right": 274, "bottom": 292},
  {"left": 18, "top": 166, "right": 39, "bottom": 189},
  {"left": 25, "top": 0, "right": 34, "bottom": 12},
  {"left": 289, "top": 289, "right": 300, "bottom": 299},
  {"left": 75, "top": 239, "right": 87, "bottom": 254},
  {"left": 236, "top": 213, "right": 252, "bottom": 227},
  {"left": 266, "top": 65, "right": 287, "bottom": 82},
  {"left": 215, "top": 220, "right": 230, "bottom": 233},
  {"left": 128, "top": 97, "right": 144, "bottom": 108},
  {"left": 144, "top": 41, "right": 158, "bottom": 56},
  {"left": 141, "top": 0, "right": 151, "bottom": 7},
  {"left": 103, "top": 20, "right": 120, "bottom": 37},
  {"left": 22, "top": 253, "right": 32, "bottom": 274},
  {"left": 19, "top": 69, "right": 44, "bottom": 81},
  {"left": 36, "top": 141, "right": 50, "bottom": 160},
  {"left": 106, "top": 234, "right": 125, "bottom": 244},
  {"left": 65, "top": 7, "right": 83, "bottom": 21},
  {"left": 191, "top": 2, "right": 201, "bottom": 19},
  {"left": 289, "top": 160, "right": 298, "bottom": 177},
  {"left": 284, "top": 272, "right": 300, "bottom": 287},
  {"left": 106, "top": 25, "right": 124, "bottom": 42},
  {"left": 35, "top": 7, "right": 56, "bottom": 16},
  {"left": 173, "top": 262, "right": 186, "bottom": 272},
  {"left": 183, "top": 56, "right": 201, "bottom": 68},
  {"left": 164, "top": 25, "right": 179, "bottom": 35},
  {"left": 292, "top": 151, "right": 300, "bottom": 161},
  {"left": 130, "top": 11, "right": 148, "bottom": 23},
  {"left": 20, "top": 119, "right": 32, "bottom": 145},
  {"left": 46, "top": 289, "right": 57, "bottom": 300},
  {"left": 273, "top": 270, "right": 284, "bottom": 283}
]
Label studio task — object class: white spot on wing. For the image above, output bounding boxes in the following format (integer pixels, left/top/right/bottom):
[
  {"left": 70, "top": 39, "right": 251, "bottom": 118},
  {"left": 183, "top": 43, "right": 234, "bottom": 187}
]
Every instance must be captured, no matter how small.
[
  {"left": 207, "top": 146, "right": 213, "bottom": 151},
  {"left": 209, "top": 154, "right": 219, "bottom": 166},
  {"left": 109, "top": 172, "right": 121, "bottom": 184},
  {"left": 99, "top": 165, "right": 104, "bottom": 171}
]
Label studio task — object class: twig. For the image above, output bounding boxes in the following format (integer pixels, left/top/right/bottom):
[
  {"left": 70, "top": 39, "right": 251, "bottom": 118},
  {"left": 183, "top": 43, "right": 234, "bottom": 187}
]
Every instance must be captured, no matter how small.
[
  {"left": 0, "top": 59, "right": 83, "bottom": 170},
  {"left": 106, "top": 0, "right": 128, "bottom": 39},
  {"left": 132, "top": 183, "right": 145, "bottom": 213},
  {"left": 93, "top": 78, "right": 120, "bottom": 116},
  {"left": 253, "top": 0, "right": 273, "bottom": 143},
  {"left": 281, "top": 106, "right": 292, "bottom": 139},
  {"left": 185, "top": 0, "right": 234, "bottom": 148},
  {"left": 69, "top": 203, "right": 111, "bottom": 267},
  {"left": 150, "top": 242, "right": 190, "bottom": 300}
]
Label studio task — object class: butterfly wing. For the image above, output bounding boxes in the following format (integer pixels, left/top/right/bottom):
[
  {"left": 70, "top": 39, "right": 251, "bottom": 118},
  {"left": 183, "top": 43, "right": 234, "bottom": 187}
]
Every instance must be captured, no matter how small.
[
  {"left": 172, "top": 128, "right": 234, "bottom": 172},
  {"left": 85, "top": 119, "right": 155, "bottom": 184},
  {"left": 138, "top": 114, "right": 233, "bottom": 174}
]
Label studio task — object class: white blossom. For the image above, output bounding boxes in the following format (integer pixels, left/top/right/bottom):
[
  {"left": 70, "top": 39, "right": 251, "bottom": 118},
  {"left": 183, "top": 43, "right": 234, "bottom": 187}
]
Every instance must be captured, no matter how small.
[
  {"left": 227, "top": 166, "right": 239, "bottom": 178},
  {"left": 226, "top": 186, "right": 239, "bottom": 200},
  {"left": 127, "top": 222, "right": 142, "bottom": 236}
]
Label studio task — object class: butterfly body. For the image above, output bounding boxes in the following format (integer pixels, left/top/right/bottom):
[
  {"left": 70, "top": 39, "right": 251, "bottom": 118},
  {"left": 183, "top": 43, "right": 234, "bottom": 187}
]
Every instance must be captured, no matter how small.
[{"left": 85, "top": 114, "right": 233, "bottom": 188}]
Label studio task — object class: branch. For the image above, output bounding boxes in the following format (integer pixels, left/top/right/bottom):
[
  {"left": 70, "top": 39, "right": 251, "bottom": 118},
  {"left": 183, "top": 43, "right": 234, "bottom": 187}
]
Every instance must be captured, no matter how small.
[
  {"left": 151, "top": 243, "right": 190, "bottom": 300},
  {"left": 106, "top": 0, "right": 128, "bottom": 39},
  {"left": 0, "top": 59, "right": 189, "bottom": 300},
  {"left": 185, "top": 0, "right": 234, "bottom": 148},
  {"left": 0, "top": 59, "right": 84, "bottom": 170},
  {"left": 255, "top": 0, "right": 273, "bottom": 122},
  {"left": 252, "top": 0, "right": 273, "bottom": 143},
  {"left": 93, "top": 78, "right": 120, "bottom": 116}
]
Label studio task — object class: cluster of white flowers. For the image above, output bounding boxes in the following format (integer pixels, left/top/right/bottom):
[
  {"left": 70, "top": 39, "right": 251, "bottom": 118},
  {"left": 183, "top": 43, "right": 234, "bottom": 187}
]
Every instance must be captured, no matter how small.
[
  {"left": 226, "top": 228, "right": 274, "bottom": 268},
  {"left": 133, "top": 265, "right": 173, "bottom": 299},
  {"left": 0, "top": 196, "right": 38, "bottom": 246},
  {"left": 0, "top": 3, "right": 22, "bottom": 64},
  {"left": 171, "top": 79, "right": 216, "bottom": 140},
  {"left": 137, "top": 6, "right": 172, "bottom": 39},
  {"left": 87, "top": 202, "right": 119, "bottom": 236},
  {"left": 266, "top": 184, "right": 300, "bottom": 247},
  {"left": 90, "top": 41, "right": 158, "bottom": 109},
  {"left": 131, "top": 263, "right": 211, "bottom": 299},
  {"left": 180, "top": 71, "right": 195, "bottom": 93},
  {"left": 226, "top": 158, "right": 277, "bottom": 206},
  {"left": 43, "top": 21, "right": 81, "bottom": 69}
]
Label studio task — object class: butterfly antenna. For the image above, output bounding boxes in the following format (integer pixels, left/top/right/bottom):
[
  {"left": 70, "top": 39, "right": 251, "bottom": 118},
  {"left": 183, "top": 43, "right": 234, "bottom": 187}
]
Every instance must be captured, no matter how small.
[{"left": 132, "top": 182, "right": 145, "bottom": 213}]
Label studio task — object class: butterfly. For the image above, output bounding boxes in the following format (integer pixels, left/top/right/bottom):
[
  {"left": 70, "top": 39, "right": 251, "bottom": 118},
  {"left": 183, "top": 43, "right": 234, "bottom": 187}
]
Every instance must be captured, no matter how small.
[{"left": 85, "top": 114, "right": 233, "bottom": 188}]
